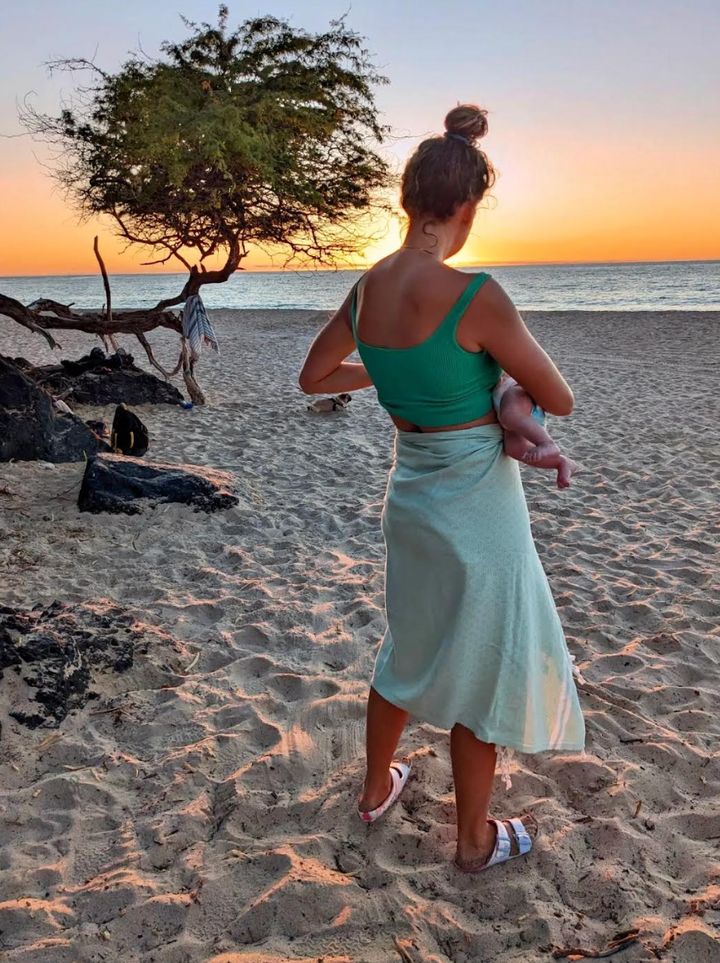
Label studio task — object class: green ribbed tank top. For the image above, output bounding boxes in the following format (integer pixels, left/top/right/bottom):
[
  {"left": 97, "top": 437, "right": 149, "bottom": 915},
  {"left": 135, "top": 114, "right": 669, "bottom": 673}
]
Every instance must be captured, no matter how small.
[{"left": 351, "top": 272, "right": 501, "bottom": 427}]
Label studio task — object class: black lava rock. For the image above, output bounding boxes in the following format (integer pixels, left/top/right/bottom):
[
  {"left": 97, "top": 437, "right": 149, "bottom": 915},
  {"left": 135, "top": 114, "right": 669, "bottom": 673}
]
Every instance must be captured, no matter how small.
[
  {"left": 0, "top": 355, "right": 111, "bottom": 463},
  {"left": 0, "top": 601, "right": 140, "bottom": 728},
  {"left": 30, "top": 349, "right": 183, "bottom": 406},
  {"left": 78, "top": 453, "right": 238, "bottom": 514}
]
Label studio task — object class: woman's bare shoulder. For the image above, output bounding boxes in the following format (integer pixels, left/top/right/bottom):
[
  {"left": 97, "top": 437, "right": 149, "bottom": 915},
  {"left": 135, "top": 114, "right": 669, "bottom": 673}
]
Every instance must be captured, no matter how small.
[
  {"left": 455, "top": 275, "right": 523, "bottom": 350},
  {"left": 475, "top": 274, "right": 513, "bottom": 305},
  {"left": 471, "top": 275, "right": 520, "bottom": 323}
]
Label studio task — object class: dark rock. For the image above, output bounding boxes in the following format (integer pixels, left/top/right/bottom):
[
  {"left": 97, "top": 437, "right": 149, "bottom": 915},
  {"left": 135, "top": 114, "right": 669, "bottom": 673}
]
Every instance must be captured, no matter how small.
[
  {"left": 0, "top": 356, "right": 111, "bottom": 463},
  {"left": 0, "top": 601, "right": 140, "bottom": 728},
  {"left": 60, "top": 345, "right": 126, "bottom": 376},
  {"left": 78, "top": 453, "right": 238, "bottom": 514},
  {"left": 30, "top": 349, "right": 183, "bottom": 406},
  {"left": 9, "top": 356, "right": 33, "bottom": 371}
]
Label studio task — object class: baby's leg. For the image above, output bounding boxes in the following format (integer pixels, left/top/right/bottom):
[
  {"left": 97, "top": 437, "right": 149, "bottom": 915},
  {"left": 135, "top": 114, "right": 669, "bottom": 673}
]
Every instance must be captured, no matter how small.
[
  {"left": 498, "top": 385, "right": 557, "bottom": 452},
  {"left": 498, "top": 385, "right": 577, "bottom": 490}
]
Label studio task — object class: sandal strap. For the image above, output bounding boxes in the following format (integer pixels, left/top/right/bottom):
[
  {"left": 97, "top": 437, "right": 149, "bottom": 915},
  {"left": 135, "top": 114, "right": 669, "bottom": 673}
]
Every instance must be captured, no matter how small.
[
  {"left": 509, "top": 817, "right": 533, "bottom": 855},
  {"left": 485, "top": 819, "right": 512, "bottom": 868},
  {"left": 358, "top": 762, "right": 410, "bottom": 823}
]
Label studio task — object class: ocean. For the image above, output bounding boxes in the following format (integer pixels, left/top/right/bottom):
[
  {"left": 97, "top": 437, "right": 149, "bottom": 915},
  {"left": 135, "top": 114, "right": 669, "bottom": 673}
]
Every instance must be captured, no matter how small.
[{"left": 1, "top": 260, "right": 718, "bottom": 312}]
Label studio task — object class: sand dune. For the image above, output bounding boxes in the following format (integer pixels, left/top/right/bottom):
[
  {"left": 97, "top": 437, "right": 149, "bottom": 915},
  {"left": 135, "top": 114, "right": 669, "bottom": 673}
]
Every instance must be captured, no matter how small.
[{"left": 0, "top": 309, "right": 719, "bottom": 961}]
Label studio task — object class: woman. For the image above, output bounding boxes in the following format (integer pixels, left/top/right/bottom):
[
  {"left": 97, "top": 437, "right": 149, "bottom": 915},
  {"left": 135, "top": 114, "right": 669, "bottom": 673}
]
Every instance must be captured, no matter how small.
[{"left": 299, "top": 105, "right": 585, "bottom": 873}]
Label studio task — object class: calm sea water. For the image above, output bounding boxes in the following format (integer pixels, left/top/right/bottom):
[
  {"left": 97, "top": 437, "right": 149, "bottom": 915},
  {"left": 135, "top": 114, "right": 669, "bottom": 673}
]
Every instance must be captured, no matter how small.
[{"left": 1, "top": 261, "right": 718, "bottom": 312}]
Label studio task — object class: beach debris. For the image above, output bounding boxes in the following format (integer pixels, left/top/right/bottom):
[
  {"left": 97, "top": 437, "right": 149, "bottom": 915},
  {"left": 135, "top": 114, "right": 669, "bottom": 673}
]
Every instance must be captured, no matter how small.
[
  {"left": 110, "top": 404, "right": 149, "bottom": 456},
  {"left": 393, "top": 934, "right": 419, "bottom": 962},
  {"left": 546, "top": 927, "right": 641, "bottom": 958},
  {"left": 208, "top": 779, "right": 237, "bottom": 841},
  {"left": 184, "top": 650, "right": 201, "bottom": 674},
  {"left": 0, "top": 355, "right": 111, "bottom": 463},
  {"left": 24, "top": 347, "right": 184, "bottom": 406},
  {"left": 569, "top": 653, "right": 586, "bottom": 684},
  {"left": 52, "top": 396, "right": 73, "bottom": 415},
  {"left": 307, "top": 392, "right": 352, "bottom": 413},
  {"left": 36, "top": 731, "right": 64, "bottom": 753},
  {"left": 0, "top": 600, "right": 142, "bottom": 728},
  {"left": 78, "top": 453, "right": 239, "bottom": 514}
]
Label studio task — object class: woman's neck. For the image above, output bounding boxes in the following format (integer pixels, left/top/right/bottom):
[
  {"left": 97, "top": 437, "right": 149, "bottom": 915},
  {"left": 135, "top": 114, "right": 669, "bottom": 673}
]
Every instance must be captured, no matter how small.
[{"left": 402, "top": 219, "right": 458, "bottom": 261}]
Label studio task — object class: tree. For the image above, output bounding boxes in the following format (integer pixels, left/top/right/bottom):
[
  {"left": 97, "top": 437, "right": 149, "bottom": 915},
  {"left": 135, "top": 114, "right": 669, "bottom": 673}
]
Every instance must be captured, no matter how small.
[{"left": 3, "top": 7, "right": 390, "bottom": 402}]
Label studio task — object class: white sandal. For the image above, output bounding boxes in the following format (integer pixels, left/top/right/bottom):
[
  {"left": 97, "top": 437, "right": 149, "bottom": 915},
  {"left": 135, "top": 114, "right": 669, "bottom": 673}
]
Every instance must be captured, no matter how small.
[
  {"left": 455, "top": 815, "right": 536, "bottom": 873},
  {"left": 357, "top": 762, "right": 412, "bottom": 824}
]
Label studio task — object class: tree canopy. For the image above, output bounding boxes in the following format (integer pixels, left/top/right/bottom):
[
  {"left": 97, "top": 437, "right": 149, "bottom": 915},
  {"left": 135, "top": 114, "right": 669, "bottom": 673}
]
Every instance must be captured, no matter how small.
[
  {"left": 22, "top": 6, "right": 390, "bottom": 304},
  {"left": 2, "top": 8, "right": 392, "bottom": 403}
]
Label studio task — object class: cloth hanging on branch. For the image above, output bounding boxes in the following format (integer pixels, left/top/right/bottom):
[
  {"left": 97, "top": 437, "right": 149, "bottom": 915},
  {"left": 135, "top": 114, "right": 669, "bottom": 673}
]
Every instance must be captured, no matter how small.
[{"left": 181, "top": 294, "right": 219, "bottom": 363}]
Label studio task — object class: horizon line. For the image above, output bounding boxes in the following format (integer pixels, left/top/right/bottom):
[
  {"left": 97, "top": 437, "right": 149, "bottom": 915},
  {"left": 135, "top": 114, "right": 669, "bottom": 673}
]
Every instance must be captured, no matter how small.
[{"left": 1, "top": 256, "right": 720, "bottom": 280}]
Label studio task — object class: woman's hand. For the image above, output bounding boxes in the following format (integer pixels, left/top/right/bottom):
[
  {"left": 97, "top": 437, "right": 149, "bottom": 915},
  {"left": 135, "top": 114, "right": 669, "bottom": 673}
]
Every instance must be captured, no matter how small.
[
  {"left": 472, "top": 280, "right": 574, "bottom": 416},
  {"left": 298, "top": 291, "right": 373, "bottom": 395}
]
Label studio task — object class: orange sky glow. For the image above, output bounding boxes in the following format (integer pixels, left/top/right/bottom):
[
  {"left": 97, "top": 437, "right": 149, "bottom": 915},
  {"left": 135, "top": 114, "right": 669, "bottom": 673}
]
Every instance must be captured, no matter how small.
[
  {"left": 3, "top": 124, "right": 718, "bottom": 277},
  {"left": 1, "top": 2, "right": 719, "bottom": 276}
]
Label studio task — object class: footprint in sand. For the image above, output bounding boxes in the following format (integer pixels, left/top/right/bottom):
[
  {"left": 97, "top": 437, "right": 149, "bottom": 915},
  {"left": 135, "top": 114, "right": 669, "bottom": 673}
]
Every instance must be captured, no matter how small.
[
  {"left": 641, "top": 632, "right": 683, "bottom": 654},
  {"left": 265, "top": 672, "right": 341, "bottom": 703}
]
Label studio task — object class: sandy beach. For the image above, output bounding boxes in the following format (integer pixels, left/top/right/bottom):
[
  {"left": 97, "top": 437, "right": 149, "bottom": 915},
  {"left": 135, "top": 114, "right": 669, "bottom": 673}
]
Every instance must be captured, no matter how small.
[{"left": 1, "top": 308, "right": 719, "bottom": 962}]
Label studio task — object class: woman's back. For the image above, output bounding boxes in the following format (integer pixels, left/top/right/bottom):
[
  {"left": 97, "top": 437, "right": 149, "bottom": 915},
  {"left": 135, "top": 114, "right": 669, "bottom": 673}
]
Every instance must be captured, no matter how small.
[
  {"left": 354, "top": 253, "right": 483, "bottom": 348},
  {"left": 352, "top": 255, "right": 501, "bottom": 429}
]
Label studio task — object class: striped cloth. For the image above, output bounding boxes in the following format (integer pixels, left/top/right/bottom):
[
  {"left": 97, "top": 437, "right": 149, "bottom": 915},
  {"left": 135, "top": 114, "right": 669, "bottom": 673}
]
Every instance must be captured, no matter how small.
[{"left": 181, "top": 294, "right": 219, "bottom": 362}]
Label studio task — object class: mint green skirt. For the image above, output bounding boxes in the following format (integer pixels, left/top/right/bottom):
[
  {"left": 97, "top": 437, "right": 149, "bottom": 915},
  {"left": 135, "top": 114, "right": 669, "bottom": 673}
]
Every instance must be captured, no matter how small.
[{"left": 372, "top": 424, "right": 585, "bottom": 755}]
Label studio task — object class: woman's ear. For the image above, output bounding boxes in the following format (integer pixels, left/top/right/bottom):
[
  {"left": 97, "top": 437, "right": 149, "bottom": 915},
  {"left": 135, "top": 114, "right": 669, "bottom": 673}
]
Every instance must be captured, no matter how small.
[{"left": 459, "top": 200, "right": 477, "bottom": 226}]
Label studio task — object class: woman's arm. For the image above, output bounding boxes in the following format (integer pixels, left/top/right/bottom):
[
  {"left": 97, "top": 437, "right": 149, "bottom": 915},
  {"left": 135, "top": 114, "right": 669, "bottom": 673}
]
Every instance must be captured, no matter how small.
[
  {"left": 298, "top": 291, "right": 373, "bottom": 395},
  {"left": 473, "top": 280, "right": 574, "bottom": 416}
]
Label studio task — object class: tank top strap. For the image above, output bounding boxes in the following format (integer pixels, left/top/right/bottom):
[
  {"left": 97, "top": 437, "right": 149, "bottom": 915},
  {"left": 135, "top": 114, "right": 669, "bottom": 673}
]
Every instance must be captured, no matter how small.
[
  {"left": 439, "top": 272, "right": 491, "bottom": 333},
  {"left": 349, "top": 279, "right": 362, "bottom": 342}
]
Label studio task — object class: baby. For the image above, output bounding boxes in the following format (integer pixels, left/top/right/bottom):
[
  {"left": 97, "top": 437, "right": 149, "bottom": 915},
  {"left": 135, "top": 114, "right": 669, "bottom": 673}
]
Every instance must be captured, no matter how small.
[{"left": 493, "top": 375, "right": 577, "bottom": 489}]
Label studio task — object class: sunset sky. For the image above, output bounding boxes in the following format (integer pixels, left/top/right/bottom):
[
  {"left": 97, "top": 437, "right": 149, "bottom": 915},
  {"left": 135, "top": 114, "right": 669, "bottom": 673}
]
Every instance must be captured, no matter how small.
[{"left": 1, "top": 0, "right": 719, "bottom": 275}]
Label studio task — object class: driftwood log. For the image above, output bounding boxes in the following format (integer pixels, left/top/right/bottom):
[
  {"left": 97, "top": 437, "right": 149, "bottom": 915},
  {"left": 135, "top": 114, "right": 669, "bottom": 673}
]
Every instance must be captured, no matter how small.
[
  {"left": 0, "top": 289, "right": 208, "bottom": 405},
  {"left": 0, "top": 235, "right": 240, "bottom": 405}
]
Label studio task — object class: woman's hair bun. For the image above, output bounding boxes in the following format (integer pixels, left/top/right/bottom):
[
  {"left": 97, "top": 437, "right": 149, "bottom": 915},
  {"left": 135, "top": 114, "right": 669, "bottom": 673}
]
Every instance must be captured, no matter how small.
[{"left": 444, "top": 104, "right": 489, "bottom": 145}]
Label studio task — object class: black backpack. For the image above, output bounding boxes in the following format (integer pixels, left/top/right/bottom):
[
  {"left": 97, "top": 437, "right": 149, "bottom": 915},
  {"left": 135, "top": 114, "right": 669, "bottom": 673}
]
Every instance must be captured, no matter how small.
[{"left": 110, "top": 404, "right": 149, "bottom": 456}]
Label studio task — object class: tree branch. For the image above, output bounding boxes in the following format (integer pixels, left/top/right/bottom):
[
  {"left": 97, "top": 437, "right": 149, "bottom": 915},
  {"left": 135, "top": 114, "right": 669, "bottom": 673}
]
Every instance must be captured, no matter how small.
[
  {"left": 135, "top": 332, "right": 183, "bottom": 379},
  {"left": 93, "top": 235, "right": 119, "bottom": 352},
  {"left": 0, "top": 294, "right": 62, "bottom": 350},
  {"left": 93, "top": 235, "right": 112, "bottom": 325}
]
